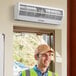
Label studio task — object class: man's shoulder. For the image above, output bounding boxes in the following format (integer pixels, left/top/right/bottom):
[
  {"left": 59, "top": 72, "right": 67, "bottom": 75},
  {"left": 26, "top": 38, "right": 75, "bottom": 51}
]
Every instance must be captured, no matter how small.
[
  {"left": 22, "top": 68, "right": 37, "bottom": 76},
  {"left": 26, "top": 68, "right": 35, "bottom": 72},
  {"left": 48, "top": 71, "right": 58, "bottom": 76}
]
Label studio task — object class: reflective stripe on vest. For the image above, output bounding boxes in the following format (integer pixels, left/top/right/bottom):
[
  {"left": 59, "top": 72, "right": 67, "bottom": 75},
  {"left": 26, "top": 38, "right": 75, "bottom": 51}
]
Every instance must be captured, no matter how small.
[
  {"left": 26, "top": 70, "right": 30, "bottom": 76},
  {"left": 22, "top": 69, "right": 58, "bottom": 76},
  {"left": 22, "top": 69, "right": 37, "bottom": 76}
]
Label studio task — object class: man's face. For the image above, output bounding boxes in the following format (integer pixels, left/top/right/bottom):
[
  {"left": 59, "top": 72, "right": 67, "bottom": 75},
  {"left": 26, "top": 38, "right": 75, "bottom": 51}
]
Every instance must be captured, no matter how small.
[{"left": 38, "top": 51, "right": 51, "bottom": 68}]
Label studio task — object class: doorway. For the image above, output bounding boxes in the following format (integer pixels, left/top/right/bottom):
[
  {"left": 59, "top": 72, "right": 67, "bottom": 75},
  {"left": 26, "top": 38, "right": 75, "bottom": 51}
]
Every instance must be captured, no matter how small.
[{"left": 13, "top": 26, "right": 55, "bottom": 76}]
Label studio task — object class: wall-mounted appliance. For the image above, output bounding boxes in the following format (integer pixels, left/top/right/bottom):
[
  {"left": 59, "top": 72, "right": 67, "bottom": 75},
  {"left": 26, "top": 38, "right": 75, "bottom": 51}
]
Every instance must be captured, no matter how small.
[{"left": 14, "top": 2, "right": 64, "bottom": 25}]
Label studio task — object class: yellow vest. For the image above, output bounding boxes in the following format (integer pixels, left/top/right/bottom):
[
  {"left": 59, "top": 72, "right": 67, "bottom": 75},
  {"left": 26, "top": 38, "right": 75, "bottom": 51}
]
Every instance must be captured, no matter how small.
[{"left": 22, "top": 69, "right": 58, "bottom": 76}]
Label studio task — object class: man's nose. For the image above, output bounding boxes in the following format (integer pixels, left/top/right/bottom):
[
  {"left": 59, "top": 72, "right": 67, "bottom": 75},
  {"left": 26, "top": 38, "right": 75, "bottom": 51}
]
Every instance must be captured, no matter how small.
[{"left": 45, "top": 55, "right": 49, "bottom": 60}]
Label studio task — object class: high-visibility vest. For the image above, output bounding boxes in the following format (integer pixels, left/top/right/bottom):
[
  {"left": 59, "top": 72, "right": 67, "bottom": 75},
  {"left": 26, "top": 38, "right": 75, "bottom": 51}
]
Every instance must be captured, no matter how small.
[{"left": 22, "top": 69, "right": 58, "bottom": 76}]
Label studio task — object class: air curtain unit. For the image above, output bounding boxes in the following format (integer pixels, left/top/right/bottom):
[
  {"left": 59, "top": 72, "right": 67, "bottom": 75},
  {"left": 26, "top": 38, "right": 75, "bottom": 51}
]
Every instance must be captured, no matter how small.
[{"left": 14, "top": 2, "right": 64, "bottom": 25}]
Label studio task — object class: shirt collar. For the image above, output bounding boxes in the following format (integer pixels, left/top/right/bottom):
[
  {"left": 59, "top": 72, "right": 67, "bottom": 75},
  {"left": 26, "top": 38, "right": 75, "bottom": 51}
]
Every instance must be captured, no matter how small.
[{"left": 33, "top": 65, "right": 48, "bottom": 74}]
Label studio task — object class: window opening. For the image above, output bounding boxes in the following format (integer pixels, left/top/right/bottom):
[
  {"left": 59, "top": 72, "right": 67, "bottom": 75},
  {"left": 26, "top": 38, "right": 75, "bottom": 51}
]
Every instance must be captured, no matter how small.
[{"left": 13, "top": 26, "right": 55, "bottom": 76}]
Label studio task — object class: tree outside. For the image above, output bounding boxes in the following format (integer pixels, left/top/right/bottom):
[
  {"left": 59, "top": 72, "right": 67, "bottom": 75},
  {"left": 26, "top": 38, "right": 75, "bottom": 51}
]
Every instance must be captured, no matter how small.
[{"left": 13, "top": 32, "right": 46, "bottom": 68}]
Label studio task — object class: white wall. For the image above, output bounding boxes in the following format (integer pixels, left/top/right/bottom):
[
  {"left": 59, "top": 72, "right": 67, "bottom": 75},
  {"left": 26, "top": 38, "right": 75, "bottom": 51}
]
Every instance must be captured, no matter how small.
[
  {"left": 0, "top": 0, "right": 67, "bottom": 76},
  {"left": 55, "top": 30, "right": 62, "bottom": 76}
]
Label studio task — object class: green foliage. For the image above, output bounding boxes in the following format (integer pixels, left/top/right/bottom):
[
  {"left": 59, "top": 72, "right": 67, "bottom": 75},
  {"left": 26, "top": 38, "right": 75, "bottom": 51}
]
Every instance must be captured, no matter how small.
[{"left": 13, "top": 33, "right": 42, "bottom": 68}]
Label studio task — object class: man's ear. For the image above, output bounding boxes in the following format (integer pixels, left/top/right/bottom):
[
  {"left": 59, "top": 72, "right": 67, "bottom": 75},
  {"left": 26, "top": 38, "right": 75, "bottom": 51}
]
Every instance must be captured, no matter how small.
[{"left": 34, "top": 54, "right": 38, "bottom": 60}]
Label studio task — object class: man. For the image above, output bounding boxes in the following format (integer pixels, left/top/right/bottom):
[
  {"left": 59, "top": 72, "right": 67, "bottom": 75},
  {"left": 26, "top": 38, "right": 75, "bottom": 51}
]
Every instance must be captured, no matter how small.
[{"left": 20, "top": 44, "right": 58, "bottom": 76}]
